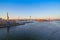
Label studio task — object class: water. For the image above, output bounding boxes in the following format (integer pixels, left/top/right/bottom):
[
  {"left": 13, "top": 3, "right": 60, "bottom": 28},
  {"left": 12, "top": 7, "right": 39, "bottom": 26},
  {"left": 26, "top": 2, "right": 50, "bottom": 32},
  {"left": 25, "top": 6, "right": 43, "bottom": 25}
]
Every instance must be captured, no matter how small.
[{"left": 0, "top": 21, "right": 60, "bottom": 40}]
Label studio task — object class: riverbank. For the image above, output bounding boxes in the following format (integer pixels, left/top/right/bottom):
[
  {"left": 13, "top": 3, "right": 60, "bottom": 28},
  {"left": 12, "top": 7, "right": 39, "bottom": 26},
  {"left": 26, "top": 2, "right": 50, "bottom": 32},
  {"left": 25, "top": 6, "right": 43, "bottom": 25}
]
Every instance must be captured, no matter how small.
[
  {"left": 0, "top": 23, "right": 25, "bottom": 28},
  {"left": 0, "top": 21, "right": 33, "bottom": 28}
]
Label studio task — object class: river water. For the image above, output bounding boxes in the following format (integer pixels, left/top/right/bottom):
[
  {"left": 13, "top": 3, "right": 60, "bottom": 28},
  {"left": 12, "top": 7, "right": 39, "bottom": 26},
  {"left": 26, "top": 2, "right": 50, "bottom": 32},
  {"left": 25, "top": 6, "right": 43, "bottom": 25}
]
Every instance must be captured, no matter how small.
[{"left": 0, "top": 21, "right": 60, "bottom": 40}]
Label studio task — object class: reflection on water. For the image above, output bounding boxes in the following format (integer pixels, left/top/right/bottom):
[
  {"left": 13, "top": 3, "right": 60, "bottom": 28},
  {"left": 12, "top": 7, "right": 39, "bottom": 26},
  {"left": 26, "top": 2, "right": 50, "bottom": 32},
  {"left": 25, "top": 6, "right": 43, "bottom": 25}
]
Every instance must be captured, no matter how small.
[
  {"left": 0, "top": 21, "right": 60, "bottom": 40},
  {"left": 6, "top": 26, "right": 10, "bottom": 40}
]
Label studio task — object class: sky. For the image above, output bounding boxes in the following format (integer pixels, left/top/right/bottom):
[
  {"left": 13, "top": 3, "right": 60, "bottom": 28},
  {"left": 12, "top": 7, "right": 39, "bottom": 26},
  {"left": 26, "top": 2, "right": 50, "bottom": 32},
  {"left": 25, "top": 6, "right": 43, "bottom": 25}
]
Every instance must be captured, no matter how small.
[{"left": 0, "top": 0, "right": 60, "bottom": 19}]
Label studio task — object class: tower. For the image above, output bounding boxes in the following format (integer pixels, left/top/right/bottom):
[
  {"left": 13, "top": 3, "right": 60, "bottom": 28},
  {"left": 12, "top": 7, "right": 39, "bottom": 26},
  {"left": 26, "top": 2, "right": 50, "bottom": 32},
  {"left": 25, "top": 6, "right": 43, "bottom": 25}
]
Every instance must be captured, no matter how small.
[
  {"left": 30, "top": 16, "right": 32, "bottom": 21},
  {"left": 48, "top": 17, "right": 51, "bottom": 22},
  {"left": 7, "top": 12, "right": 9, "bottom": 21}
]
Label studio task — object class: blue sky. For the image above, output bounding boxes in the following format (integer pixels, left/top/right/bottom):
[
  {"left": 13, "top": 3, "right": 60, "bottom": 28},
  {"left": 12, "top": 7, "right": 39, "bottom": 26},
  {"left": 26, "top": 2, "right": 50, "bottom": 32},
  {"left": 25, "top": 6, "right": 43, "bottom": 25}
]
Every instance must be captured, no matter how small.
[{"left": 0, "top": 0, "right": 60, "bottom": 19}]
